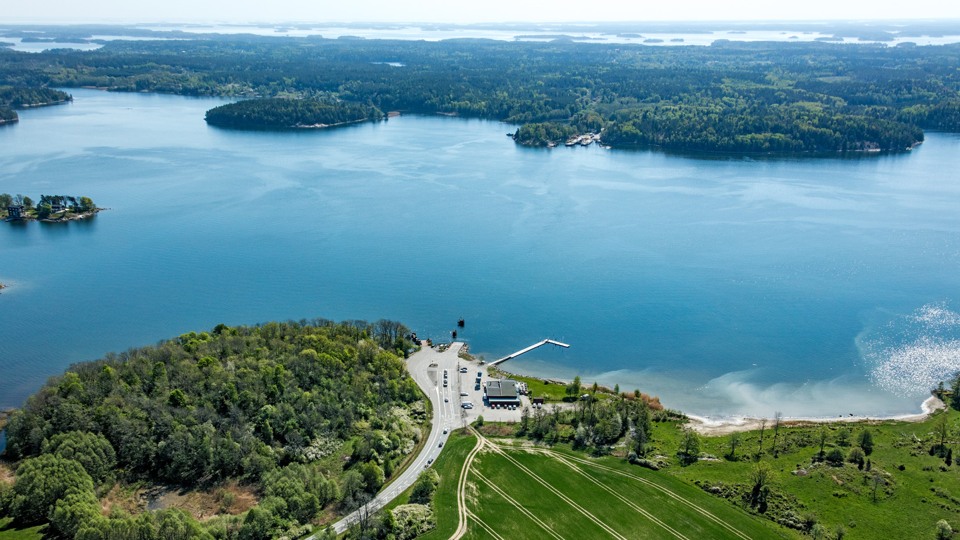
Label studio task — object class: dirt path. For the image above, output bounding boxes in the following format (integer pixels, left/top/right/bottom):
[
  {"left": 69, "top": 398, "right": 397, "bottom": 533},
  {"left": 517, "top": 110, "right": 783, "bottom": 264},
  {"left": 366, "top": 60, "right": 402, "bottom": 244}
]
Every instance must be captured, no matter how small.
[
  {"left": 537, "top": 449, "right": 751, "bottom": 540},
  {"left": 451, "top": 432, "right": 484, "bottom": 540}
]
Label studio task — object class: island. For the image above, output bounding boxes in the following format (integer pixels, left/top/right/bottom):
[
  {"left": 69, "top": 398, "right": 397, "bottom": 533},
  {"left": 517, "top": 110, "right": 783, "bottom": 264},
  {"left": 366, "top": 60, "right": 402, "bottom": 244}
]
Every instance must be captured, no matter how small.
[
  {"left": 2, "top": 193, "right": 100, "bottom": 222},
  {"left": 204, "top": 98, "right": 384, "bottom": 130}
]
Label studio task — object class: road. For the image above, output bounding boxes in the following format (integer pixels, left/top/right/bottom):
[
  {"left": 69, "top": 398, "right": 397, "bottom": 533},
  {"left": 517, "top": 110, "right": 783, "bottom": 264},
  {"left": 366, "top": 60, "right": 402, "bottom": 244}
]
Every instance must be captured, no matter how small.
[{"left": 325, "top": 342, "right": 468, "bottom": 534}]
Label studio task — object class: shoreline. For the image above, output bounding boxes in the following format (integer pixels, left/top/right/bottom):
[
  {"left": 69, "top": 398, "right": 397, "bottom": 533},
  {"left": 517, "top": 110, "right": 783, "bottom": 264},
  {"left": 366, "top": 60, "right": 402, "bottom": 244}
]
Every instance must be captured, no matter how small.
[
  {"left": 491, "top": 363, "right": 947, "bottom": 435},
  {"left": 686, "top": 395, "right": 946, "bottom": 436}
]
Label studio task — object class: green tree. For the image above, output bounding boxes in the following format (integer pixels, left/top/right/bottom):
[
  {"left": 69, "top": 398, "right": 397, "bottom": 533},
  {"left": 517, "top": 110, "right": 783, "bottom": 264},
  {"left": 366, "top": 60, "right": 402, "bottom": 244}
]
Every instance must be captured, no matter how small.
[
  {"left": 43, "top": 430, "right": 117, "bottom": 484},
  {"left": 677, "top": 429, "right": 701, "bottom": 466},
  {"left": 858, "top": 429, "right": 874, "bottom": 456},
  {"left": 359, "top": 461, "right": 385, "bottom": 493},
  {"left": 409, "top": 468, "right": 440, "bottom": 504},
  {"left": 748, "top": 462, "right": 772, "bottom": 512},
  {"left": 50, "top": 491, "right": 102, "bottom": 538},
  {"left": 565, "top": 376, "right": 582, "bottom": 400},
  {"left": 8, "top": 454, "right": 95, "bottom": 524},
  {"left": 727, "top": 432, "right": 741, "bottom": 460}
]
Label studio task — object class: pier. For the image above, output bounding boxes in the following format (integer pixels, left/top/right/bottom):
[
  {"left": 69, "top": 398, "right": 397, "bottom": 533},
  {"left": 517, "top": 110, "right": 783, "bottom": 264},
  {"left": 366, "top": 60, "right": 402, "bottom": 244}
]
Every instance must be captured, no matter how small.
[{"left": 490, "top": 339, "right": 570, "bottom": 366}]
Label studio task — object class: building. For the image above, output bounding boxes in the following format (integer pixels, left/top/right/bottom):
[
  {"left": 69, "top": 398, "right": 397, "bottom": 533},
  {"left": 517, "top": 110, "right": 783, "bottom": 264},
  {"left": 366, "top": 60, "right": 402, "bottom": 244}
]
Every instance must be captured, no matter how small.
[
  {"left": 6, "top": 204, "right": 26, "bottom": 219},
  {"left": 484, "top": 379, "right": 521, "bottom": 407}
]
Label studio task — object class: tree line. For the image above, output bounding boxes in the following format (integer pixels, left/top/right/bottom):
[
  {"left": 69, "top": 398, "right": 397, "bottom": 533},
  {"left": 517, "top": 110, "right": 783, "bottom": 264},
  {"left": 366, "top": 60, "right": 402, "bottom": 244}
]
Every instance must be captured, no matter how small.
[
  {"left": 1, "top": 37, "right": 957, "bottom": 154},
  {"left": 0, "top": 319, "right": 422, "bottom": 539}
]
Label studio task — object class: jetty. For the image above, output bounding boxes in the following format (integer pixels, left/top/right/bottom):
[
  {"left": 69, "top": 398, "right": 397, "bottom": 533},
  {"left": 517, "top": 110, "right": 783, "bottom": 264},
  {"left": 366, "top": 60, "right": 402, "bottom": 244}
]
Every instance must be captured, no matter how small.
[{"left": 490, "top": 339, "right": 570, "bottom": 366}]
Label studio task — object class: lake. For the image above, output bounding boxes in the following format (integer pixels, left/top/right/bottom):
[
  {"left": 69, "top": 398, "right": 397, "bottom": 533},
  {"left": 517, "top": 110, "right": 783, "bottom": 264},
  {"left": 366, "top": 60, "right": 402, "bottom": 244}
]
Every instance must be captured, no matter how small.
[{"left": 2, "top": 88, "right": 960, "bottom": 420}]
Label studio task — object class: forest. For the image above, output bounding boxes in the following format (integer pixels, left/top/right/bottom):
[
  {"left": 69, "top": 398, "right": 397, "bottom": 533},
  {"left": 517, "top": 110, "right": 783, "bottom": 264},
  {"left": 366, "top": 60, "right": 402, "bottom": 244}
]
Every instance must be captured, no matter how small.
[
  {"left": 0, "top": 319, "right": 422, "bottom": 539},
  {"left": 0, "top": 37, "right": 958, "bottom": 153},
  {"left": 204, "top": 98, "right": 383, "bottom": 130},
  {"left": 0, "top": 35, "right": 960, "bottom": 153}
]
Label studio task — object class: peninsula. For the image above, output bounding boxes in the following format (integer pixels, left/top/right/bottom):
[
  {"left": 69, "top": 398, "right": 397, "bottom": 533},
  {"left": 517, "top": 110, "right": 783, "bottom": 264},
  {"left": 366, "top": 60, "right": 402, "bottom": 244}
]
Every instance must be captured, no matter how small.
[{"left": 0, "top": 87, "right": 72, "bottom": 126}]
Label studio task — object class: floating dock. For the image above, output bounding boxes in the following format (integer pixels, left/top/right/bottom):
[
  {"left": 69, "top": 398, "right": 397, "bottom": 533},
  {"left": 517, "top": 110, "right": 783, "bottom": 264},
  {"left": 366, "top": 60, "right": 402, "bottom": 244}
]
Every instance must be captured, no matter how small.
[{"left": 490, "top": 339, "right": 570, "bottom": 366}]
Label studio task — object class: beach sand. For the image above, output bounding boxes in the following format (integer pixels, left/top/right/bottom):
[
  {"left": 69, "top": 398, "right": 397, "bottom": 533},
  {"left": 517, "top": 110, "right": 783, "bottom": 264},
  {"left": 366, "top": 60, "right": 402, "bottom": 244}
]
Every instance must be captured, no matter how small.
[{"left": 687, "top": 395, "right": 947, "bottom": 436}]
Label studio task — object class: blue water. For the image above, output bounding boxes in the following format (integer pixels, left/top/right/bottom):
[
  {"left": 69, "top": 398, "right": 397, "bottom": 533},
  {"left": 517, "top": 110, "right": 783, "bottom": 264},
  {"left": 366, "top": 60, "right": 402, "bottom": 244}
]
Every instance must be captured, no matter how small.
[{"left": 2, "top": 89, "right": 960, "bottom": 419}]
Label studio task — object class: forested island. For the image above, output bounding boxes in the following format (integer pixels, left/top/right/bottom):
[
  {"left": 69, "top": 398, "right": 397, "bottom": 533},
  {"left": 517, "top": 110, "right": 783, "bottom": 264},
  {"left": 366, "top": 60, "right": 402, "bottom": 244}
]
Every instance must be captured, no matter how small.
[
  {"left": 1, "top": 35, "right": 958, "bottom": 154},
  {"left": 2, "top": 193, "right": 98, "bottom": 222},
  {"left": 0, "top": 87, "right": 72, "bottom": 125},
  {"left": 204, "top": 98, "right": 383, "bottom": 130},
  {"left": 0, "top": 319, "right": 423, "bottom": 539}
]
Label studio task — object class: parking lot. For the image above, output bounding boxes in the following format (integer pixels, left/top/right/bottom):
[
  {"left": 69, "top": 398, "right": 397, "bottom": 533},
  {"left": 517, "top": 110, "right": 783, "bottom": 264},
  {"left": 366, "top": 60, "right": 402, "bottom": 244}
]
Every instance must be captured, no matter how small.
[{"left": 430, "top": 344, "right": 529, "bottom": 427}]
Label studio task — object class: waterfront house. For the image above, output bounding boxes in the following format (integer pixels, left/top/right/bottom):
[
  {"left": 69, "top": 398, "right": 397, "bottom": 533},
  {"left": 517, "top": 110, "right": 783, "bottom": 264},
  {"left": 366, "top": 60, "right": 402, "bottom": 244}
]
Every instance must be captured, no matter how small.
[{"left": 6, "top": 204, "right": 26, "bottom": 219}]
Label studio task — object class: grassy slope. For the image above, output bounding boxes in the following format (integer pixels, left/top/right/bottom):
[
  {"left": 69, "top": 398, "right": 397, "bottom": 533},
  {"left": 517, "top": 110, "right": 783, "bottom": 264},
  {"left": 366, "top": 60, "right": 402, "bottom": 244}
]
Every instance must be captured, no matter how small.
[{"left": 658, "top": 410, "right": 960, "bottom": 539}]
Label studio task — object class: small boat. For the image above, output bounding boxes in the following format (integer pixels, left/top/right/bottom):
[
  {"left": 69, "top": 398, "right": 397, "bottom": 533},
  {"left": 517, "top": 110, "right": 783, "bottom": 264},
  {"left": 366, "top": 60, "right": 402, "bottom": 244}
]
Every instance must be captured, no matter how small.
[{"left": 457, "top": 318, "right": 465, "bottom": 328}]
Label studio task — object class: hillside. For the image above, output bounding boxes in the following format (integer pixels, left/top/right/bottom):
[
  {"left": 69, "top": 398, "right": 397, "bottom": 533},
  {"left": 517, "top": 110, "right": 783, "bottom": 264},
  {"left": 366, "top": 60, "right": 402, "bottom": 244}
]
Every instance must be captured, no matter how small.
[{"left": 0, "top": 319, "right": 423, "bottom": 539}]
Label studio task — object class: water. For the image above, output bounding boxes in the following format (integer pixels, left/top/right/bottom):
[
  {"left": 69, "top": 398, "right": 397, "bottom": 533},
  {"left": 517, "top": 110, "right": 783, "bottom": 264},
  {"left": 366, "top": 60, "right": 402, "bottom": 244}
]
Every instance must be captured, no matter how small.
[{"left": 2, "top": 89, "right": 960, "bottom": 420}]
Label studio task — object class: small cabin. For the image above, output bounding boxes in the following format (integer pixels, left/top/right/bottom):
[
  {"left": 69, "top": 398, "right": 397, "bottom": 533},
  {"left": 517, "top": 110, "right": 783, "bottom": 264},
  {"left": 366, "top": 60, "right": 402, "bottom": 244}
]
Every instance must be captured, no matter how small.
[
  {"left": 51, "top": 203, "right": 67, "bottom": 213},
  {"left": 6, "top": 204, "right": 26, "bottom": 219}
]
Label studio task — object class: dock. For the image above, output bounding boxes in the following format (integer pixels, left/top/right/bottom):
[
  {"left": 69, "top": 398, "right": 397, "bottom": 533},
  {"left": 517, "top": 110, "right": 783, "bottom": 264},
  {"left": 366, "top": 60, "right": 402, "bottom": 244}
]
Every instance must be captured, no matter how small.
[{"left": 490, "top": 339, "right": 570, "bottom": 366}]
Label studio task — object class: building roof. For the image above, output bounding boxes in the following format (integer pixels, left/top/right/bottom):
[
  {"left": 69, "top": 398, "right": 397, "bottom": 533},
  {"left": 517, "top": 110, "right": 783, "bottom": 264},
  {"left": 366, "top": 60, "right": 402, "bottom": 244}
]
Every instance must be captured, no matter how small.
[{"left": 485, "top": 379, "right": 519, "bottom": 399}]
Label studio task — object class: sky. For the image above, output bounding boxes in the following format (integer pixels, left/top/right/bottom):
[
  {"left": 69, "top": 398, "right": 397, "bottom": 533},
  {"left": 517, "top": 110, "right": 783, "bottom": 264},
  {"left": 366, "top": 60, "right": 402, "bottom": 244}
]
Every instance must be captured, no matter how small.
[{"left": 4, "top": 0, "right": 960, "bottom": 24}]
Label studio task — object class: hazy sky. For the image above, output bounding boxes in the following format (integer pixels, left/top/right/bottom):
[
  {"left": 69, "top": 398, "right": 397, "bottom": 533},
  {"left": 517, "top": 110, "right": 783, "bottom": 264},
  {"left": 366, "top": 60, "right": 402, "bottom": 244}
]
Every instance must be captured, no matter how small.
[{"left": 5, "top": 0, "right": 959, "bottom": 24}]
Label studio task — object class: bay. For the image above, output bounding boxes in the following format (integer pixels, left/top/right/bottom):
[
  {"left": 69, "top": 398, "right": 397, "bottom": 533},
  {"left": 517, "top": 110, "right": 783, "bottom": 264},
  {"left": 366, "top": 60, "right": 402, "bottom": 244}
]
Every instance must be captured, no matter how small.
[{"left": 2, "top": 88, "right": 960, "bottom": 420}]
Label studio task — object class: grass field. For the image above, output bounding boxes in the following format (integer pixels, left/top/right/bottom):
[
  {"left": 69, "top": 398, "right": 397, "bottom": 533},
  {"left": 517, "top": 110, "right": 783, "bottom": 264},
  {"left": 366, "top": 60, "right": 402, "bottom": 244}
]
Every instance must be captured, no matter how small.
[
  {"left": 0, "top": 518, "right": 43, "bottom": 540},
  {"left": 429, "top": 430, "right": 795, "bottom": 540},
  {"left": 664, "top": 409, "right": 960, "bottom": 539},
  {"left": 416, "top": 407, "right": 960, "bottom": 539}
]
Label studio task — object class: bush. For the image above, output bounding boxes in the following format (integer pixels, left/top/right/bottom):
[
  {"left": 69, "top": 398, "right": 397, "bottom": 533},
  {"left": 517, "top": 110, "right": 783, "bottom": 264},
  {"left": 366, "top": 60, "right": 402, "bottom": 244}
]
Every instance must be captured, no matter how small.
[
  {"left": 391, "top": 504, "right": 435, "bottom": 540},
  {"left": 825, "top": 448, "right": 845, "bottom": 466}
]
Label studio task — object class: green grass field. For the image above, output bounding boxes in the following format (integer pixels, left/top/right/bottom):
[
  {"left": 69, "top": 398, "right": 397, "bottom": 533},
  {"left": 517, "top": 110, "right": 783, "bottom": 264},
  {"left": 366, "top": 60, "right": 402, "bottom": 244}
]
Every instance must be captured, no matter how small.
[
  {"left": 0, "top": 518, "right": 44, "bottom": 540},
  {"left": 664, "top": 410, "right": 960, "bottom": 539},
  {"left": 426, "top": 430, "right": 795, "bottom": 540}
]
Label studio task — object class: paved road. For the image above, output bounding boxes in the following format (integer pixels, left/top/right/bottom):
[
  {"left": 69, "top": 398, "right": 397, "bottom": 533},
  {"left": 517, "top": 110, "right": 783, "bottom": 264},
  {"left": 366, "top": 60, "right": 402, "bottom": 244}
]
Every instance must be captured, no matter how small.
[{"left": 325, "top": 342, "right": 468, "bottom": 534}]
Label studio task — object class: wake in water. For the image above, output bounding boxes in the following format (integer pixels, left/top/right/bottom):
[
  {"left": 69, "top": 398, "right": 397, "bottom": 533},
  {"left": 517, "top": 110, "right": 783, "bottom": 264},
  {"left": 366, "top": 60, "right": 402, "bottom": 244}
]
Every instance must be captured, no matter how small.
[{"left": 859, "top": 303, "right": 960, "bottom": 397}]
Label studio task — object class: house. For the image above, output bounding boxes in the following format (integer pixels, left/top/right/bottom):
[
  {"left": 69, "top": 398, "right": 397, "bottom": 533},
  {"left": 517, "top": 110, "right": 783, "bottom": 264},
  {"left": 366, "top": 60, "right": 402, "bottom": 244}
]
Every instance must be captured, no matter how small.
[
  {"left": 6, "top": 204, "right": 26, "bottom": 219},
  {"left": 51, "top": 203, "right": 67, "bottom": 213},
  {"left": 484, "top": 379, "right": 521, "bottom": 407}
]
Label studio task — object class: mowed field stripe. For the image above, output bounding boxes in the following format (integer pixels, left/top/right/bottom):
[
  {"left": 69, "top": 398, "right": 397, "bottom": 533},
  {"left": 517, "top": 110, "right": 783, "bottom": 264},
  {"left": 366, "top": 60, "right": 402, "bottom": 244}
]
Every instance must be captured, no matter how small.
[
  {"left": 540, "top": 449, "right": 752, "bottom": 540},
  {"left": 547, "top": 452, "right": 688, "bottom": 540},
  {"left": 466, "top": 509, "right": 506, "bottom": 540},
  {"left": 471, "top": 467, "right": 566, "bottom": 540},
  {"left": 483, "top": 439, "right": 628, "bottom": 540}
]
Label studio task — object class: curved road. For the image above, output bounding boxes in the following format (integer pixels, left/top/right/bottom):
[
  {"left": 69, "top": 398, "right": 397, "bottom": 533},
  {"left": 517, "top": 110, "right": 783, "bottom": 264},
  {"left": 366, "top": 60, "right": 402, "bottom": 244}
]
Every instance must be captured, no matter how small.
[{"left": 324, "top": 342, "right": 467, "bottom": 534}]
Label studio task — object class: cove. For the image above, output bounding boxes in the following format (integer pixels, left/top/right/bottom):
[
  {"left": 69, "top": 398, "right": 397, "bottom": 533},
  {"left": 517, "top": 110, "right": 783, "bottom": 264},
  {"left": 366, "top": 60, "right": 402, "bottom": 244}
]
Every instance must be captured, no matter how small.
[{"left": 2, "top": 88, "right": 960, "bottom": 419}]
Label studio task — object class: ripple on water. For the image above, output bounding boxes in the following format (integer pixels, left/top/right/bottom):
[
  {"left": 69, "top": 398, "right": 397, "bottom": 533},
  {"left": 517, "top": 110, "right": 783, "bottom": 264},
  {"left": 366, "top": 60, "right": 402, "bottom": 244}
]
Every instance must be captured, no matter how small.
[{"left": 860, "top": 303, "right": 960, "bottom": 396}]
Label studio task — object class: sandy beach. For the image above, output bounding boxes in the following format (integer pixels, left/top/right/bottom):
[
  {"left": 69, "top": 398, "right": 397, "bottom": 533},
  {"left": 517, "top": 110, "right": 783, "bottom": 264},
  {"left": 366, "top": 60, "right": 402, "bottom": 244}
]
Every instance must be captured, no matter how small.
[{"left": 687, "top": 395, "right": 947, "bottom": 436}]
